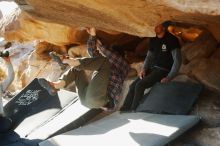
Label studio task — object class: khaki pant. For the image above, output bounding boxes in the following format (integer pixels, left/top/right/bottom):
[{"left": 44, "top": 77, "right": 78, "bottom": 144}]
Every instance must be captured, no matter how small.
[{"left": 60, "top": 56, "right": 110, "bottom": 108}]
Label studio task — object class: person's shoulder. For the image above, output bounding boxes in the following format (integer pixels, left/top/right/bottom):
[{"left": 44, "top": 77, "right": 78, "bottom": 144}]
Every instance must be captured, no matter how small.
[
  {"left": 166, "top": 32, "right": 180, "bottom": 49},
  {"left": 166, "top": 32, "right": 178, "bottom": 41},
  {"left": 149, "top": 37, "right": 158, "bottom": 43}
]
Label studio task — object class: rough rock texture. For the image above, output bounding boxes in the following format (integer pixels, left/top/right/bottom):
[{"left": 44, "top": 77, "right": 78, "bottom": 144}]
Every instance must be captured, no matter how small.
[
  {"left": 13, "top": 0, "right": 220, "bottom": 42},
  {"left": 0, "top": 10, "right": 88, "bottom": 45},
  {"left": 21, "top": 50, "right": 63, "bottom": 86},
  {"left": 179, "top": 31, "right": 220, "bottom": 93},
  {"left": 192, "top": 57, "right": 220, "bottom": 92},
  {"left": 181, "top": 30, "right": 218, "bottom": 61},
  {"left": 35, "top": 41, "right": 67, "bottom": 60}
]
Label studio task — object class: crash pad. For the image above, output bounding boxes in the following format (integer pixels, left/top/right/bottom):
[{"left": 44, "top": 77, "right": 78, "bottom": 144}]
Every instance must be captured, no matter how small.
[
  {"left": 3, "top": 78, "right": 78, "bottom": 138},
  {"left": 39, "top": 111, "right": 200, "bottom": 146},
  {"left": 1, "top": 78, "right": 102, "bottom": 145},
  {"left": 136, "top": 81, "right": 203, "bottom": 114}
]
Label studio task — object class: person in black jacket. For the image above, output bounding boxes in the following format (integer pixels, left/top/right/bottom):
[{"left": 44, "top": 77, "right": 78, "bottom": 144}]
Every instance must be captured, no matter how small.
[{"left": 121, "top": 22, "right": 182, "bottom": 111}]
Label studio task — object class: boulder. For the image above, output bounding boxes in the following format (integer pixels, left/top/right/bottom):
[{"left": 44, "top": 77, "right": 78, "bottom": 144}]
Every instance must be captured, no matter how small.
[
  {"left": 172, "top": 75, "right": 198, "bottom": 84},
  {"left": 212, "top": 47, "right": 220, "bottom": 59},
  {"left": 21, "top": 50, "right": 63, "bottom": 87},
  {"left": 179, "top": 58, "right": 204, "bottom": 75},
  {"left": 1, "top": 11, "right": 89, "bottom": 45},
  {"left": 13, "top": 0, "right": 220, "bottom": 42},
  {"left": 192, "top": 58, "right": 220, "bottom": 92},
  {"left": 35, "top": 41, "right": 67, "bottom": 60},
  {"left": 181, "top": 31, "right": 218, "bottom": 61}
]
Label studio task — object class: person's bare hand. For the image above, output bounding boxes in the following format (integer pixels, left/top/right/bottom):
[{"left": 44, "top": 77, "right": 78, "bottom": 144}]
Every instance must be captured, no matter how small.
[
  {"left": 139, "top": 69, "right": 146, "bottom": 79},
  {"left": 86, "top": 27, "right": 96, "bottom": 36},
  {"left": 160, "top": 77, "right": 170, "bottom": 83}
]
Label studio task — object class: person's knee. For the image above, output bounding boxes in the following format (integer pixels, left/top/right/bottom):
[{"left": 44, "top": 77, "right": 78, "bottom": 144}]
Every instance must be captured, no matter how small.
[
  {"left": 100, "top": 57, "right": 110, "bottom": 67},
  {"left": 135, "top": 80, "right": 146, "bottom": 90},
  {"left": 129, "top": 78, "right": 140, "bottom": 89},
  {"left": 129, "top": 83, "right": 136, "bottom": 90},
  {"left": 83, "top": 97, "right": 107, "bottom": 109}
]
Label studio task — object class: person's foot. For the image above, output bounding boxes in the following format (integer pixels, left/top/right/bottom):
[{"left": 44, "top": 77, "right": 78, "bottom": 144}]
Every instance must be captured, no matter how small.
[
  {"left": 101, "top": 98, "right": 118, "bottom": 112},
  {"left": 49, "top": 52, "right": 69, "bottom": 70},
  {"left": 38, "top": 78, "right": 57, "bottom": 96}
]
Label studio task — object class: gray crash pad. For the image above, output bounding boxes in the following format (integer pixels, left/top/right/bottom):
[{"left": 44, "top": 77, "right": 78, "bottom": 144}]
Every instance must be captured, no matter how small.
[
  {"left": 136, "top": 81, "right": 203, "bottom": 114},
  {"left": 39, "top": 112, "right": 200, "bottom": 146}
]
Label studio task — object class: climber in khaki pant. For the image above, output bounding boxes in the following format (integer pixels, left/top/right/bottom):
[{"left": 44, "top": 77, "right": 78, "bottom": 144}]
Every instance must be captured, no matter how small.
[
  {"left": 59, "top": 56, "right": 110, "bottom": 108},
  {"left": 38, "top": 27, "right": 130, "bottom": 110}
]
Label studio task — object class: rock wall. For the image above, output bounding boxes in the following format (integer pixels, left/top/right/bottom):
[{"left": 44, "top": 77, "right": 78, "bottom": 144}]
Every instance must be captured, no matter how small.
[
  {"left": 0, "top": 10, "right": 88, "bottom": 45},
  {"left": 15, "top": 0, "right": 220, "bottom": 42}
]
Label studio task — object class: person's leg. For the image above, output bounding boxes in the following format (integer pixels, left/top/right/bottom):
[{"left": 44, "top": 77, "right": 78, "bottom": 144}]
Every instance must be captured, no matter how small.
[
  {"left": 120, "top": 77, "right": 141, "bottom": 111},
  {"left": 52, "top": 53, "right": 108, "bottom": 72},
  {"left": 59, "top": 68, "right": 89, "bottom": 103},
  {"left": 130, "top": 69, "right": 168, "bottom": 110},
  {"left": 84, "top": 57, "right": 110, "bottom": 108},
  {"left": 38, "top": 67, "right": 89, "bottom": 98},
  {"left": 74, "top": 56, "right": 110, "bottom": 71}
]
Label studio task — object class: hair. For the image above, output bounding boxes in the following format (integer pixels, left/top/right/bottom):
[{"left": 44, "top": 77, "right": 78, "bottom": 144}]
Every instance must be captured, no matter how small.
[{"left": 161, "top": 21, "right": 172, "bottom": 31}]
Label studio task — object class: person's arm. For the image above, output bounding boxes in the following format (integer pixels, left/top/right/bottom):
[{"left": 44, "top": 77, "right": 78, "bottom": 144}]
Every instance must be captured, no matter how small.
[
  {"left": 161, "top": 48, "right": 181, "bottom": 83},
  {"left": 96, "top": 39, "right": 115, "bottom": 58},
  {"left": 139, "top": 50, "right": 154, "bottom": 79},
  {"left": 86, "top": 27, "right": 113, "bottom": 58},
  {"left": 2, "top": 57, "right": 15, "bottom": 91},
  {"left": 87, "top": 35, "right": 97, "bottom": 57},
  {"left": 167, "top": 48, "right": 182, "bottom": 79},
  {"left": 143, "top": 50, "right": 154, "bottom": 70}
]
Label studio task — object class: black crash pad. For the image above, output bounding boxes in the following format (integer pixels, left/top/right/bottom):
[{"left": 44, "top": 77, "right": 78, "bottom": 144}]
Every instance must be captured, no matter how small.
[
  {"left": 4, "top": 78, "right": 78, "bottom": 137},
  {"left": 136, "top": 81, "right": 203, "bottom": 115}
]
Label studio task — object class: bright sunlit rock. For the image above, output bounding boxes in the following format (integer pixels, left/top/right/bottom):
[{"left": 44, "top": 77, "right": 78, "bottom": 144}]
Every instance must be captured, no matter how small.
[{"left": 0, "top": 1, "right": 18, "bottom": 17}]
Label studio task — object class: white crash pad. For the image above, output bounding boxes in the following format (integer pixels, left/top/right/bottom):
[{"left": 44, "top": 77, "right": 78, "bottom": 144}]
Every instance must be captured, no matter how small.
[{"left": 39, "top": 112, "right": 200, "bottom": 146}]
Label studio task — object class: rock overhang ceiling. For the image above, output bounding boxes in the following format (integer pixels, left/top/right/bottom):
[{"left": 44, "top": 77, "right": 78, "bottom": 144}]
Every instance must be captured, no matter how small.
[
  {"left": 16, "top": 0, "right": 220, "bottom": 40},
  {"left": 1, "top": 0, "right": 220, "bottom": 46}
]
